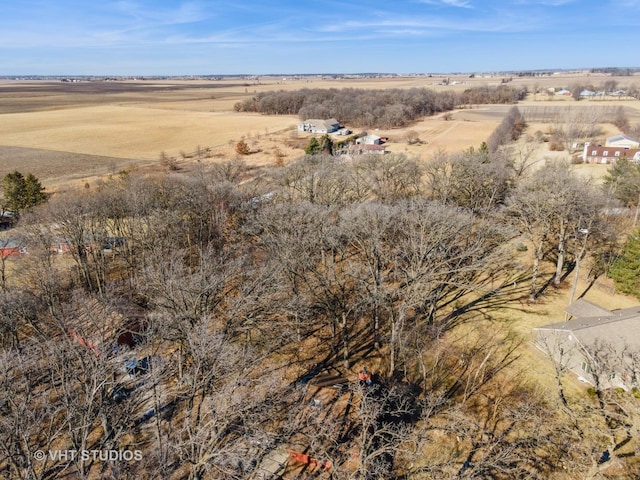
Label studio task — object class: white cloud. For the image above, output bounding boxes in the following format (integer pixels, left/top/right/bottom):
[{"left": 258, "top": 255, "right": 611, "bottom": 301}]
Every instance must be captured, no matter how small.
[
  {"left": 610, "top": 0, "right": 640, "bottom": 7},
  {"left": 418, "top": 0, "right": 473, "bottom": 7},
  {"left": 514, "top": 0, "right": 576, "bottom": 5},
  {"left": 316, "top": 12, "right": 544, "bottom": 36},
  {"left": 108, "top": 1, "right": 212, "bottom": 26},
  {"left": 442, "top": 0, "right": 472, "bottom": 6}
]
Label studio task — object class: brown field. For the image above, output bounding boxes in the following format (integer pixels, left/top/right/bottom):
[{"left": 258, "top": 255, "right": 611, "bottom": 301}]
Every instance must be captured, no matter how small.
[
  {"left": 0, "top": 105, "right": 297, "bottom": 160},
  {"left": 0, "top": 73, "right": 639, "bottom": 190}
]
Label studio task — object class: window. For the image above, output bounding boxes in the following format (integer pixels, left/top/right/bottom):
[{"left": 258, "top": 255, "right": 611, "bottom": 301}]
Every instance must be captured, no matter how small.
[
  {"left": 603, "top": 151, "right": 608, "bottom": 156},
  {"left": 592, "top": 150, "right": 597, "bottom": 155},
  {"left": 615, "top": 151, "right": 621, "bottom": 157}
]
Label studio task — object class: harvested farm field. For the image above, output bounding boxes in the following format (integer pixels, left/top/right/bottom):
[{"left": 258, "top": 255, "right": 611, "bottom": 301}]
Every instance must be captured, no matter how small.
[
  {"left": 0, "top": 105, "right": 297, "bottom": 160},
  {"left": 0, "top": 145, "right": 144, "bottom": 191}
]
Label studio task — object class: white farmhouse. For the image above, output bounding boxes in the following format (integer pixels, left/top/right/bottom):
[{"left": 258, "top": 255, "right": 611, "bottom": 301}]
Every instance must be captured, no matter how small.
[{"left": 297, "top": 118, "right": 340, "bottom": 134}]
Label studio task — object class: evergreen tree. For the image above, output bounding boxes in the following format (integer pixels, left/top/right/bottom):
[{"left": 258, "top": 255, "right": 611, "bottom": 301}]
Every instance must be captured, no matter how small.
[
  {"left": 2, "top": 170, "right": 47, "bottom": 212},
  {"left": 2, "top": 171, "right": 26, "bottom": 211},
  {"left": 603, "top": 157, "right": 640, "bottom": 207},
  {"left": 304, "top": 137, "right": 321, "bottom": 155},
  {"left": 24, "top": 173, "right": 47, "bottom": 207},
  {"left": 609, "top": 231, "right": 640, "bottom": 298},
  {"left": 319, "top": 134, "right": 333, "bottom": 155}
]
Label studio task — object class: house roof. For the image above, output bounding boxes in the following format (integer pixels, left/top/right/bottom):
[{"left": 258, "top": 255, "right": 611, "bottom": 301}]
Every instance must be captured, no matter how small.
[
  {"left": 356, "top": 134, "right": 382, "bottom": 144},
  {"left": 606, "top": 134, "right": 639, "bottom": 145},
  {"left": 565, "top": 298, "right": 612, "bottom": 319},
  {"left": 585, "top": 145, "right": 640, "bottom": 160},
  {"left": 535, "top": 304, "right": 640, "bottom": 352},
  {"left": 301, "top": 118, "right": 340, "bottom": 130},
  {"left": 0, "top": 238, "right": 21, "bottom": 249},
  {"left": 348, "top": 144, "right": 386, "bottom": 151}
]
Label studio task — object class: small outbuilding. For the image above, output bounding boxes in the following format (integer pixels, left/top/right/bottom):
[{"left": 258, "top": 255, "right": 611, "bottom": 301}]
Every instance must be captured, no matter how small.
[{"left": 355, "top": 134, "right": 383, "bottom": 145}]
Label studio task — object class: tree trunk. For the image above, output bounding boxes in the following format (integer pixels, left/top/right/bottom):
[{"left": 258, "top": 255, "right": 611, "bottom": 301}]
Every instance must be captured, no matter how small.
[
  {"left": 342, "top": 312, "right": 349, "bottom": 369},
  {"left": 373, "top": 305, "right": 380, "bottom": 350},
  {"left": 390, "top": 317, "right": 397, "bottom": 375},
  {"left": 530, "top": 241, "right": 544, "bottom": 303},
  {"left": 554, "top": 222, "right": 566, "bottom": 287}
]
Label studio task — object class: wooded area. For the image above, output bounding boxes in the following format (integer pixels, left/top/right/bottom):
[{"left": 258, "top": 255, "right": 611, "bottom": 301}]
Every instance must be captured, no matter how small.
[
  {"left": 234, "top": 86, "right": 526, "bottom": 128},
  {"left": 2, "top": 135, "right": 640, "bottom": 478}
]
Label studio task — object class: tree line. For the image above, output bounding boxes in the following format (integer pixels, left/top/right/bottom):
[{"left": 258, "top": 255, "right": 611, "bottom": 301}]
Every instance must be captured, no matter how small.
[{"left": 234, "top": 86, "right": 526, "bottom": 128}]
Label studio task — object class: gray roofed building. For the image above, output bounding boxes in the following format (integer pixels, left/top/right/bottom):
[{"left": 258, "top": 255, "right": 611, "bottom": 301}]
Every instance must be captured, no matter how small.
[
  {"left": 534, "top": 301, "right": 640, "bottom": 389},
  {"left": 564, "top": 298, "right": 615, "bottom": 319},
  {"left": 355, "top": 134, "right": 382, "bottom": 145},
  {"left": 0, "top": 238, "right": 25, "bottom": 256},
  {"left": 297, "top": 118, "right": 340, "bottom": 134}
]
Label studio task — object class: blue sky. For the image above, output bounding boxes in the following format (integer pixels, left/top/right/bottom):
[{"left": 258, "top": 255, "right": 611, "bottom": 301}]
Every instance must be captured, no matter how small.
[{"left": 1, "top": 0, "right": 639, "bottom": 75}]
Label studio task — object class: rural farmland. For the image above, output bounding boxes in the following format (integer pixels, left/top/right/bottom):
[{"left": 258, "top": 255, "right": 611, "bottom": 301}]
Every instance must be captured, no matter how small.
[
  {"left": 2, "top": 73, "right": 640, "bottom": 191},
  {"left": 3, "top": 71, "right": 640, "bottom": 479}
]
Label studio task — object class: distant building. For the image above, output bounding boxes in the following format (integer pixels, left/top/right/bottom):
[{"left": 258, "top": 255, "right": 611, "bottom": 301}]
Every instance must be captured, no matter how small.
[
  {"left": 355, "top": 134, "right": 383, "bottom": 145},
  {"left": 582, "top": 143, "right": 640, "bottom": 164},
  {"left": 346, "top": 144, "right": 387, "bottom": 156},
  {"left": 0, "top": 238, "right": 24, "bottom": 257},
  {"left": 605, "top": 134, "right": 640, "bottom": 149},
  {"left": 50, "top": 240, "right": 72, "bottom": 254},
  {"left": 297, "top": 118, "right": 340, "bottom": 134}
]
